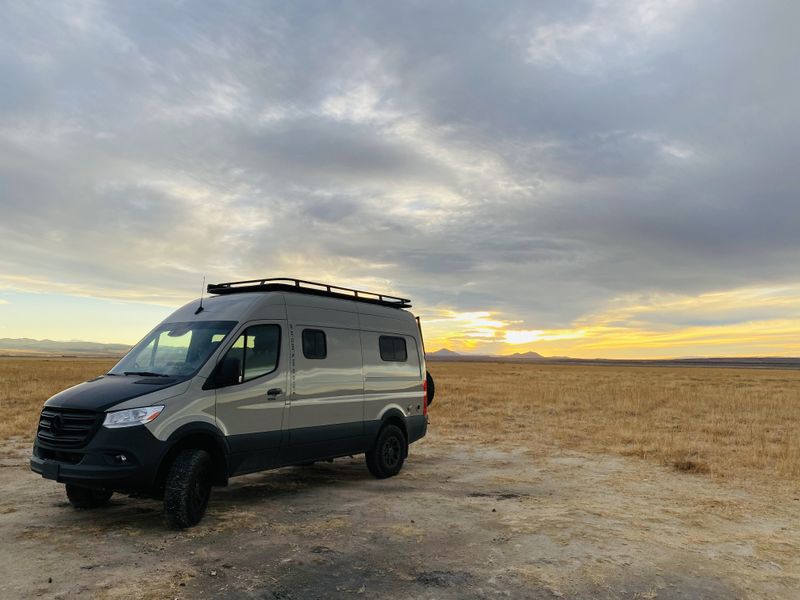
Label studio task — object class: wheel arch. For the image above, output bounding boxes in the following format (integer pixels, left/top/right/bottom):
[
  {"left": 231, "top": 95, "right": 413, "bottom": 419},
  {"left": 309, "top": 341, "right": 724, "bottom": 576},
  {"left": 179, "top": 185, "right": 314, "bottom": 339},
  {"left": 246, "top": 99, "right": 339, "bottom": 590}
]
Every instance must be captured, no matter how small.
[
  {"left": 156, "top": 423, "right": 230, "bottom": 490},
  {"left": 377, "top": 407, "right": 409, "bottom": 457}
]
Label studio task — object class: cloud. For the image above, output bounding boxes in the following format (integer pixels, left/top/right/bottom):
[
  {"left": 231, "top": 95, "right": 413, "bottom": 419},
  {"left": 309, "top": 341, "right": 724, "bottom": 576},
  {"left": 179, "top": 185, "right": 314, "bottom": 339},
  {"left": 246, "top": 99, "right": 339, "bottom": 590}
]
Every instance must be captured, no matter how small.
[
  {"left": 1, "top": 1, "right": 799, "bottom": 355},
  {"left": 504, "top": 329, "right": 586, "bottom": 345}
]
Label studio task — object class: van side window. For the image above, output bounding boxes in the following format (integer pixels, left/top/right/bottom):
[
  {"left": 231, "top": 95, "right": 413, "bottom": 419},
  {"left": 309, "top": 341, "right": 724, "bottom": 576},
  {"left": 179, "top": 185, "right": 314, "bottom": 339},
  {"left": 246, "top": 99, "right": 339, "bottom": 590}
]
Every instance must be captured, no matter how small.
[
  {"left": 222, "top": 324, "right": 281, "bottom": 384},
  {"left": 379, "top": 336, "right": 407, "bottom": 362},
  {"left": 302, "top": 329, "right": 327, "bottom": 359}
]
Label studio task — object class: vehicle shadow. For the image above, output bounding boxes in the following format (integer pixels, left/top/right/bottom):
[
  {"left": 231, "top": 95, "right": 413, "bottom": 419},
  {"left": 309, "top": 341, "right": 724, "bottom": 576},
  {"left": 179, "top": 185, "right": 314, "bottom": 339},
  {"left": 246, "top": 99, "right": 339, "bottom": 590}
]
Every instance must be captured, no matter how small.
[
  {"left": 211, "top": 457, "right": 389, "bottom": 504},
  {"left": 39, "top": 494, "right": 167, "bottom": 533},
  {"left": 37, "top": 458, "right": 401, "bottom": 533}
]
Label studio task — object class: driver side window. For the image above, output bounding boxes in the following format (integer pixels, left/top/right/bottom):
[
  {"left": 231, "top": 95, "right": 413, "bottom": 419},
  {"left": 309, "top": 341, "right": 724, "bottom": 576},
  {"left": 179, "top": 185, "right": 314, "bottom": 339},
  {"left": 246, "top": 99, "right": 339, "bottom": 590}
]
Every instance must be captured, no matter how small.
[{"left": 220, "top": 324, "right": 281, "bottom": 385}]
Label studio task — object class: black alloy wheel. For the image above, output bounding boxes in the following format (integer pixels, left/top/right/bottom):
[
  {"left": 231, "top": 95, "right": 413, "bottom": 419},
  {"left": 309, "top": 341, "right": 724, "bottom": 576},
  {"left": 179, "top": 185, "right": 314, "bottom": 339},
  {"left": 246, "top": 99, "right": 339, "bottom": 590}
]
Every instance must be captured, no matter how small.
[
  {"left": 383, "top": 435, "right": 402, "bottom": 469},
  {"left": 366, "top": 424, "right": 407, "bottom": 479}
]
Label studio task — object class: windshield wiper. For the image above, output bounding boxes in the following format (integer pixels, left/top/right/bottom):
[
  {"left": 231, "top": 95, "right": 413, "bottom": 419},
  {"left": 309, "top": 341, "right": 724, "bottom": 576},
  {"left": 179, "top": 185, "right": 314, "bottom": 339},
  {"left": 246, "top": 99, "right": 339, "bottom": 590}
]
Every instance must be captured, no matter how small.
[{"left": 123, "top": 371, "right": 170, "bottom": 377}]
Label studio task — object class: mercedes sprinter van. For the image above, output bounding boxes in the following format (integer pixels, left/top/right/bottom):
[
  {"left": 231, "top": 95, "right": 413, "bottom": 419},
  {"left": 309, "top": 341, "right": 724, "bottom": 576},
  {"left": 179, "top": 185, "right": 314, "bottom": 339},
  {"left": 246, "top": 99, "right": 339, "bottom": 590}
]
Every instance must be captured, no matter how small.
[{"left": 31, "top": 278, "right": 434, "bottom": 528}]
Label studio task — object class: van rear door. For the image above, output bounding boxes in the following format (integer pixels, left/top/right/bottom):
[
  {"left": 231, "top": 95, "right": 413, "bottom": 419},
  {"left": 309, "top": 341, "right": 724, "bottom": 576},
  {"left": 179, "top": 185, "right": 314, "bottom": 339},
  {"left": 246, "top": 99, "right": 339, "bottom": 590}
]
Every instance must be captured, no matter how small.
[{"left": 362, "top": 331, "right": 423, "bottom": 423}]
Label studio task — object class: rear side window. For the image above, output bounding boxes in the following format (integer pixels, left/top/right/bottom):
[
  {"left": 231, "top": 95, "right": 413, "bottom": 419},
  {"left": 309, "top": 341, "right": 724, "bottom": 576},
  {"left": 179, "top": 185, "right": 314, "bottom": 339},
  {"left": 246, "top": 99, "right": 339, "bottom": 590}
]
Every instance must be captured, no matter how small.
[
  {"left": 379, "top": 336, "right": 407, "bottom": 362},
  {"left": 302, "top": 329, "right": 327, "bottom": 359}
]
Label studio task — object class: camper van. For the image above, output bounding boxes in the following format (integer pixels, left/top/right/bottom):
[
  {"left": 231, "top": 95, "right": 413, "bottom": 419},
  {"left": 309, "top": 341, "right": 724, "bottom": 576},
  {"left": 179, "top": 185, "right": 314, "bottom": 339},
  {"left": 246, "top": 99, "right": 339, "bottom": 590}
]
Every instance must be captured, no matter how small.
[{"left": 30, "top": 278, "right": 434, "bottom": 528}]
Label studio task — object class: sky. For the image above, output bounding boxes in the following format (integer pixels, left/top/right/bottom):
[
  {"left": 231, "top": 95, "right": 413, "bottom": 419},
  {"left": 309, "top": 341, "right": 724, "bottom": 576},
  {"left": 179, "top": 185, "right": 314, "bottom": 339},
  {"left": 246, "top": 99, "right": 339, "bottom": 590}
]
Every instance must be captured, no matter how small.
[{"left": 1, "top": 0, "right": 799, "bottom": 358}]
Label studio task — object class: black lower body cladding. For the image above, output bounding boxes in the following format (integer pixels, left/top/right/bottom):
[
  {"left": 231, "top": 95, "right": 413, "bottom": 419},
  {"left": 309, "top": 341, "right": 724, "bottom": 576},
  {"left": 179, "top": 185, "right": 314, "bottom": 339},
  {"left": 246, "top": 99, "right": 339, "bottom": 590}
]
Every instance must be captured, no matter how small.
[
  {"left": 31, "top": 424, "right": 170, "bottom": 492},
  {"left": 406, "top": 414, "right": 427, "bottom": 444},
  {"left": 365, "top": 414, "right": 427, "bottom": 440},
  {"left": 31, "top": 414, "right": 428, "bottom": 493}
]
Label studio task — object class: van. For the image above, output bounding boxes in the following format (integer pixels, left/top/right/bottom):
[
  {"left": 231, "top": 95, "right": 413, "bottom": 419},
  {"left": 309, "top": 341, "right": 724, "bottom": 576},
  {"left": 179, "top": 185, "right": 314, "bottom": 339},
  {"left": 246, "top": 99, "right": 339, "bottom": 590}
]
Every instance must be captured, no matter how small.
[{"left": 30, "top": 278, "right": 435, "bottom": 528}]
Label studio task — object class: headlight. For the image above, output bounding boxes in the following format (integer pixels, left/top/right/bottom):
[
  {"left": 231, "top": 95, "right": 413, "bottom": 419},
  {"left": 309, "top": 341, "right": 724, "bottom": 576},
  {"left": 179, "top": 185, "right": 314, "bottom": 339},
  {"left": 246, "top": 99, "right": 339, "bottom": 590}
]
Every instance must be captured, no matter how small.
[{"left": 103, "top": 406, "right": 164, "bottom": 429}]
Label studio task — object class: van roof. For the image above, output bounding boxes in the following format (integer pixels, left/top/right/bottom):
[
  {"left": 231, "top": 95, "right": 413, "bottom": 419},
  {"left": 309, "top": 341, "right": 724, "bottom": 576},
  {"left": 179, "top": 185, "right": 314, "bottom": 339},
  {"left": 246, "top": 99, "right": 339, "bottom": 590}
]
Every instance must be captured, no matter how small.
[
  {"left": 165, "top": 289, "right": 416, "bottom": 331},
  {"left": 207, "top": 277, "right": 412, "bottom": 309}
]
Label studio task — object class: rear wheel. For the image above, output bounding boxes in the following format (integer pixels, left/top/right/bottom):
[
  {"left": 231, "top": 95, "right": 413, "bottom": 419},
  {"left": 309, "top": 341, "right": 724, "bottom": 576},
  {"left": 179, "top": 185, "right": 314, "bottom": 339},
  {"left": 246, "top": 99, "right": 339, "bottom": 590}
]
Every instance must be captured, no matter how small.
[
  {"left": 366, "top": 424, "right": 407, "bottom": 479},
  {"left": 65, "top": 484, "right": 113, "bottom": 509},
  {"left": 163, "top": 449, "right": 212, "bottom": 529}
]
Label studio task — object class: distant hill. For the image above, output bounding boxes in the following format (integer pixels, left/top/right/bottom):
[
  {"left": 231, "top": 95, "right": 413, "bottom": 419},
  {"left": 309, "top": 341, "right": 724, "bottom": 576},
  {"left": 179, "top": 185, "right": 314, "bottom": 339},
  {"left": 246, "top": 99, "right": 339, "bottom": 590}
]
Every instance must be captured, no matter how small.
[
  {"left": 0, "top": 338, "right": 130, "bottom": 357},
  {"left": 427, "top": 348, "right": 462, "bottom": 357},
  {"left": 427, "top": 348, "right": 549, "bottom": 362},
  {"left": 506, "top": 351, "right": 544, "bottom": 359},
  {"left": 427, "top": 348, "right": 548, "bottom": 362}
]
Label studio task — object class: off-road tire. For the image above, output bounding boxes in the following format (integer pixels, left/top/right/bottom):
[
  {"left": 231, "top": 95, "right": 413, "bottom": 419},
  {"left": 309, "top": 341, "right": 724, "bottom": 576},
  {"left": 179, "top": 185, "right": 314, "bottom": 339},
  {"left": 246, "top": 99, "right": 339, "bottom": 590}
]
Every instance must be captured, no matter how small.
[
  {"left": 426, "top": 370, "right": 436, "bottom": 406},
  {"left": 65, "top": 484, "right": 113, "bottom": 509},
  {"left": 366, "top": 424, "right": 407, "bottom": 479},
  {"left": 163, "top": 449, "right": 212, "bottom": 529}
]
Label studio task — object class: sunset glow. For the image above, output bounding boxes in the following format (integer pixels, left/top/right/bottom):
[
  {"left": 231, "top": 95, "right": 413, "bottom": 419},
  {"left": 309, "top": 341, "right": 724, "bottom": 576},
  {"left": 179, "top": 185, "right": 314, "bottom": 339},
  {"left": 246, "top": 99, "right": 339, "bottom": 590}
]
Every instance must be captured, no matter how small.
[{"left": 422, "top": 284, "right": 800, "bottom": 358}]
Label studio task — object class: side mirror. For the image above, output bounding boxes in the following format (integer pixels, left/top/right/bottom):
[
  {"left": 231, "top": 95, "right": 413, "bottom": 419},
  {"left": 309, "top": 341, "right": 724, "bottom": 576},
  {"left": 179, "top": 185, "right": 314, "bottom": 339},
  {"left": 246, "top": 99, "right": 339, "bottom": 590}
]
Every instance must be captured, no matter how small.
[{"left": 214, "top": 356, "right": 241, "bottom": 387}]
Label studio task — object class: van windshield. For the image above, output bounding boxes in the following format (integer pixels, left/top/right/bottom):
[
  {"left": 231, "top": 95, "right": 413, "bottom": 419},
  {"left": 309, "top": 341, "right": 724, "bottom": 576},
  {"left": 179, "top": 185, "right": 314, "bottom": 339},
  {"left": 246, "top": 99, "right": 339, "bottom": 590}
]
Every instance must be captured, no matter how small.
[{"left": 109, "top": 321, "right": 237, "bottom": 378}]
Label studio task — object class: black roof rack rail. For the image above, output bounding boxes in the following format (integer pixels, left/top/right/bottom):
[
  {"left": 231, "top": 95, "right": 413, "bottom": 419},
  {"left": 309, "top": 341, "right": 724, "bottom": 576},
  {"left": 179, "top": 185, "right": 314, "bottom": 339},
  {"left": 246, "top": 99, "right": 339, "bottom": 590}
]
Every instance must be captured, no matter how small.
[{"left": 206, "top": 277, "right": 412, "bottom": 309}]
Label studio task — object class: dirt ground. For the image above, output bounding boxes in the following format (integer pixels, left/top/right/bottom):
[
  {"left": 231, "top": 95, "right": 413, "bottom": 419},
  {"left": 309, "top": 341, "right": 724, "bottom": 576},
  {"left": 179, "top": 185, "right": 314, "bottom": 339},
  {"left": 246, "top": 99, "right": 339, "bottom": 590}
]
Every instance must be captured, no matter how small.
[{"left": 1, "top": 435, "right": 798, "bottom": 600}]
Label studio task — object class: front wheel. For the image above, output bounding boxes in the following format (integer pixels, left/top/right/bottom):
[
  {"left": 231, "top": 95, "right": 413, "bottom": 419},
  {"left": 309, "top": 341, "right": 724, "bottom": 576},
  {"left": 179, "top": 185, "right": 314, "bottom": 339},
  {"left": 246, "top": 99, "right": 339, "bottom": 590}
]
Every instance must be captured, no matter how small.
[
  {"left": 366, "top": 424, "right": 407, "bottom": 479},
  {"left": 163, "top": 449, "right": 212, "bottom": 529},
  {"left": 65, "top": 484, "right": 113, "bottom": 509}
]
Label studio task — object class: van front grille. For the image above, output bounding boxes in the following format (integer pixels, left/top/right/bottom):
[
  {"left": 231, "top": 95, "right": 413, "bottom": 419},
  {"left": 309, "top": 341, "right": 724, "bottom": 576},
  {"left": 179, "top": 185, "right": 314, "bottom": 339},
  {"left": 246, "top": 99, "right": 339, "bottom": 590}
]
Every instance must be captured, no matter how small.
[{"left": 37, "top": 407, "right": 101, "bottom": 449}]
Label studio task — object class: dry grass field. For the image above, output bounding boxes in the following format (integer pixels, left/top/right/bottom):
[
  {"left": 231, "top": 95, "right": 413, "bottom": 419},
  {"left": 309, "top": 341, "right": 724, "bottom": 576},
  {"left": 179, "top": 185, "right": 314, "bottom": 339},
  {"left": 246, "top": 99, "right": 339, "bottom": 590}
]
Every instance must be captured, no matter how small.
[
  {"left": 3, "top": 357, "right": 800, "bottom": 598},
  {"left": 2, "top": 357, "right": 799, "bottom": 485},
  {"left": 0, "top": 358, "right": 117, "bottom": 444},
  {"left": 429, "top": 361, "right": 800, "bottom": 484}
]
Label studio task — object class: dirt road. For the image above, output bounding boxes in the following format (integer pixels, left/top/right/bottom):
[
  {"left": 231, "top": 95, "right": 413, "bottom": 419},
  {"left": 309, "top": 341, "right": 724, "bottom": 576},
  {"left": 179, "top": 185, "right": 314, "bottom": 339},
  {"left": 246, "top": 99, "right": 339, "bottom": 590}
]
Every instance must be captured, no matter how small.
[{"left": 1, "top": 436, "right": 797, "bottom": 599}]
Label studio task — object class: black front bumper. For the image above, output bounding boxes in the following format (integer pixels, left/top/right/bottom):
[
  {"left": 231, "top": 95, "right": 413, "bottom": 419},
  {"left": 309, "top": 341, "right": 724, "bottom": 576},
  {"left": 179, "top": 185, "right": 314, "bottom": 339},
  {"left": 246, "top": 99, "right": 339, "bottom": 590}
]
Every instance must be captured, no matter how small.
[{"left": 31, "top": 424, "right": 169, "bottom": 492}]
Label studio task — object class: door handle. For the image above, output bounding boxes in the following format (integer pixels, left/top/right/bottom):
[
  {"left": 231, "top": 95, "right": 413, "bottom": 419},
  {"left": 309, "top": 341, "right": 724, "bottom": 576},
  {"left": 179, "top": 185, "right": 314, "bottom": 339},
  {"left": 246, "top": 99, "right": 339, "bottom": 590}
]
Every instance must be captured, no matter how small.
[{"left": 267, "top": 388, "right": 283, "bottom": 397}]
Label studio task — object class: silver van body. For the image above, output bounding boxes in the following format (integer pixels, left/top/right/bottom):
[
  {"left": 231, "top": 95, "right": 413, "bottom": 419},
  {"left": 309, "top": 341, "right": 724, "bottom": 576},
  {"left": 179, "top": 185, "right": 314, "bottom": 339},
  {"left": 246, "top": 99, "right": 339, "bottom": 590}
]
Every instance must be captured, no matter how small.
[{"left": 31, "top": 279, "right": 431, "bottom": 527}]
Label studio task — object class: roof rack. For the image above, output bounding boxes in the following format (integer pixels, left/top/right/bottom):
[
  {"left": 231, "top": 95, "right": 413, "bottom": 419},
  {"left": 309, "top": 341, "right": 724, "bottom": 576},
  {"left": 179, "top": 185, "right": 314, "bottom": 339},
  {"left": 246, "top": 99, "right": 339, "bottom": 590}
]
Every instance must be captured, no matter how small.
[{"left": 206, "top": 277, "right": 412, "bottom": 309}]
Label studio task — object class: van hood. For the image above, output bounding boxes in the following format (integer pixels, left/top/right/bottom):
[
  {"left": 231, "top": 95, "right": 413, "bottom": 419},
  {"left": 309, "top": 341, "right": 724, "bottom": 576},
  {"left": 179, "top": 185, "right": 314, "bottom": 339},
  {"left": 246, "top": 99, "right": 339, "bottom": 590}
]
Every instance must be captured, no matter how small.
[{"left": 44, "top": 375, "right": 188, "bottom": 412}]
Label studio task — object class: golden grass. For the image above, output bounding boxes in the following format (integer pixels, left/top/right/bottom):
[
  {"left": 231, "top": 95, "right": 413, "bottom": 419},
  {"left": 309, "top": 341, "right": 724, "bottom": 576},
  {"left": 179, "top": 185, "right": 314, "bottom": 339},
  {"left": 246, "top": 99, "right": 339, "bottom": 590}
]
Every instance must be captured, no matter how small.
[
  {"left": 0, "top": 358, "right": 116, "bottom": 442},
  {"left": 429, "top": 362, "right": 800, "bottom": 482},
  {"left": 2, "top": 357, "right": 799, "bottom": 484}
]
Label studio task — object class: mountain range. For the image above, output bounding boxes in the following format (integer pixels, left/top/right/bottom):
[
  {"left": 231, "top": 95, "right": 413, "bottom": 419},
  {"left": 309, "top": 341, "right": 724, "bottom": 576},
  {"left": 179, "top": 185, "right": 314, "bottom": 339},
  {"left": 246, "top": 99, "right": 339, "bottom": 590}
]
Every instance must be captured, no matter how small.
[
  {"left": 425, "top": 348, "right": 800, "bottom": 370},
  {"left": 0, "top": 338, "right": 131, "bottom": 357},
  {"left": 427, "top": 348, "right": 545, "bottom": 360}
]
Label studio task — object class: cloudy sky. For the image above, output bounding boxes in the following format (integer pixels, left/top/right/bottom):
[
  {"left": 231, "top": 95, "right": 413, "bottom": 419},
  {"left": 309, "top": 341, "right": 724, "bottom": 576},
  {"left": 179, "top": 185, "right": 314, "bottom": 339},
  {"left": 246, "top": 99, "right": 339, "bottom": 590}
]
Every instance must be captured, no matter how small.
[{"left": 1, "top": 0, "right": 799, "bottom": 358}]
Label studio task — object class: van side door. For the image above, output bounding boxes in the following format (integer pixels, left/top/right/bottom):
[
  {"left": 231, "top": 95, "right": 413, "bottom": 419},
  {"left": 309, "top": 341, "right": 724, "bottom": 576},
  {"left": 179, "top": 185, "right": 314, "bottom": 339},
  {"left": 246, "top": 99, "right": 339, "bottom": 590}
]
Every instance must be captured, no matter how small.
[
  {"left": 213, "top": 321, "right": 288, "bottom": 475},
  {"left": 286, "top": 324, "right": 364, "bottom": 462}
]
